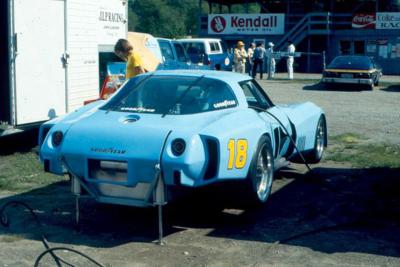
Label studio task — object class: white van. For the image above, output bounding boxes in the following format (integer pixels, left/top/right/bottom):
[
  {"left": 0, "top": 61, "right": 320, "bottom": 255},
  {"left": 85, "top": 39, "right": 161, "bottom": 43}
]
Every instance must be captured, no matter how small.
[{"left": 178, "top": 38, "right": 233, "bottom": 71}]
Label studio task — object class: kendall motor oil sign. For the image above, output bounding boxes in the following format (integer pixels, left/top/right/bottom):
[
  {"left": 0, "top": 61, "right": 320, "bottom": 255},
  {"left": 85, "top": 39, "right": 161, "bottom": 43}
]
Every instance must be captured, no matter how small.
[{"left": 208, "top": 14, "right": 285, "bottom": 35}]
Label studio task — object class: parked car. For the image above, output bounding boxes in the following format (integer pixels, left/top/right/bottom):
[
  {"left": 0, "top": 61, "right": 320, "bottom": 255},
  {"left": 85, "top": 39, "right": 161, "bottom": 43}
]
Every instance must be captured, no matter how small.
[
  {"left": 322, "top": 56, "right": 382, "bottom": 90},
  {"left": 179, "top": 38, "right": 233, "bottom": 71},
  {"left": 40, "top": 70, "right": 327, "bottom": 207},
  {"left": 157, "top": 38, "right": 193, "bottom": 70}
]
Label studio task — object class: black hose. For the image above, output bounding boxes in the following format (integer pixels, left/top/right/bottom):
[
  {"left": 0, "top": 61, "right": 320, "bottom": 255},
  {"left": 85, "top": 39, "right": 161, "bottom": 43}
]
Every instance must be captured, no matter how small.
[
  {"left": 34, "top": 247, "right": 105, "bottom": 267},
  {"left": 276, "top": 220, "right": 357, "bottom": 244},
  {"left": 0, "top": 200, "right": 63, "bottom": 267},
  {"left": 0, "top": 200, "right": 104, "bottom": 267},
  {"left": 248, "top": 105, "right": 312, "bottom": 172}
]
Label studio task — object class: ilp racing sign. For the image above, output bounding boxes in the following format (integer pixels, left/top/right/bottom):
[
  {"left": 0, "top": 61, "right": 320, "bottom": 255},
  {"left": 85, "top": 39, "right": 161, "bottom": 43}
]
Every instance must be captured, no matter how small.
[{"left": 208, "top": 14, "right": 285, "bottom": 35}]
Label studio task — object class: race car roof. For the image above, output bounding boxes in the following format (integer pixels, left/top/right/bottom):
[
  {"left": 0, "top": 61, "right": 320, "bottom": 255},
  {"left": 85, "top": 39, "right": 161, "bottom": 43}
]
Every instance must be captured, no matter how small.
[{"left": 144, "top": 70, "right": 250, "bottom": 84}]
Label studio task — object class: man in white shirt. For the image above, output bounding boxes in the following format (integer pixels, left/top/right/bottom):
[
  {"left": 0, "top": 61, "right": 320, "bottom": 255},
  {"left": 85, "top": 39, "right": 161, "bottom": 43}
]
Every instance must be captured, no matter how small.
[
  {"left": 287, "top": 41, "right": 296, "bottom": 79},
  {"left": 247, "top": 43, "right": 255, "bottom": 76},
  {"left": 267, "top": 42, "right": 276, "bottom": 78}
]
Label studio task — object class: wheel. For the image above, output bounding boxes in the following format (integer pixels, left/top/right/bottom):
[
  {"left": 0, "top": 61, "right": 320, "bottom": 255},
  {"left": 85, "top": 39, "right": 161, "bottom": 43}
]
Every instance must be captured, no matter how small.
[
  {"left": 374, "top": 78, "right": 379, "bottom": 86},
  {"left": 305, "top": 116, "right": 327, "bottom": 163},
  {"left": 244, "top": 136, "right": 274, "bottom": 205}
]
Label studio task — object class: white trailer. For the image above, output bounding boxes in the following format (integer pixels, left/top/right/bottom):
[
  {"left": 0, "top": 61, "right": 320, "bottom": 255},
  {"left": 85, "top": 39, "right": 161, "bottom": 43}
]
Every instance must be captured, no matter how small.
[{"left": 0, "top": 0, "right": 127, "bottom": 136}]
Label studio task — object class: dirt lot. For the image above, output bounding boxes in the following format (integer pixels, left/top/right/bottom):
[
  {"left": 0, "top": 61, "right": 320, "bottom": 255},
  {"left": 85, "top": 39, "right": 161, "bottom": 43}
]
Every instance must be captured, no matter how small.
[{"left": 0, "top": 76, "right": 399, "bottom": 267}]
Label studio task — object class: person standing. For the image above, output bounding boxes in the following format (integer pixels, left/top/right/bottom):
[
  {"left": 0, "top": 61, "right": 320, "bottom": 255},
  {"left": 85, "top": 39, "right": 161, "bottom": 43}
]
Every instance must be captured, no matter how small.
[
  {"left": 266, "top": 42, "right": 276, "bottom": 79},
  {"left": 233, "top": 41, "right": 247, "bottom": 74},
  {"left": 247, "top": 43, "right": 255, "bottom": 76},
  {"left": 287, "top": 40, "right": 296, "bottom": 80},
  {"left": 114, "top": 38, "right": 145, "bottom": 79},
  {"left": 252, "top": 42, "right": 267, "bottom": 79}
]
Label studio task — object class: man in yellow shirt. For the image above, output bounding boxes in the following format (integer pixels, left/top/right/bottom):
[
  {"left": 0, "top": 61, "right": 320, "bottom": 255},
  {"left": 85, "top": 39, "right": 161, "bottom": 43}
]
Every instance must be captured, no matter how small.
[{"left": 114, "top": 39, "right": 145, "bottom": 79}]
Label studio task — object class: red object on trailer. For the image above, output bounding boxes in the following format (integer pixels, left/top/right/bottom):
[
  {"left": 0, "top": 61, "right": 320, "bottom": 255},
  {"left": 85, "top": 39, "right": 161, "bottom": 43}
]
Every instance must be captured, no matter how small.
[{"left": 84, "top": 74, "right": 125, "bottom": 105}]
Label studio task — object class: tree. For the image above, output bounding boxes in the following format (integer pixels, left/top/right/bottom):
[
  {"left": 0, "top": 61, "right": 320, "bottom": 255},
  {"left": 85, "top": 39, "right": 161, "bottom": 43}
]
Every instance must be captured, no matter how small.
[{"left": 128, "top": 0, "right": 200, "bottom": 38}]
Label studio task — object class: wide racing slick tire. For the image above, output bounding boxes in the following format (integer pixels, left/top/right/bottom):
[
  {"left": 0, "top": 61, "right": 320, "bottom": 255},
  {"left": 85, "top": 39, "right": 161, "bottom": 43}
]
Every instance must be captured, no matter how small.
[
  {"left": 305, "top": 115, "right": 327, "bottom": 164},
  {"left": 243, "top": 135, "right": 274, "bottom": 206}
]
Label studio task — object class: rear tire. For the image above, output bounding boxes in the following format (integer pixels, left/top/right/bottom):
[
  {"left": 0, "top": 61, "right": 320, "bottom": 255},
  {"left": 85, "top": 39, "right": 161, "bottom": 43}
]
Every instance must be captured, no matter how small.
[
  {"left": 244, "top": 136, "right": 274, "bottom": 205},
  {"left": 305, "top": 116, "right": 327, "bottom": 163}
]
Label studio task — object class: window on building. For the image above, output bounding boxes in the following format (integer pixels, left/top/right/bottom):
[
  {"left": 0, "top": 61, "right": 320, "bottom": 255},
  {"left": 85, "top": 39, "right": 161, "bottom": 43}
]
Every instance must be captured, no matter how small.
[
  {"left": 340, "top": 40, "right": 352, "bottom": 55},
  {"left": 354, "top": 40, "right": 365, "bottom": 55}
]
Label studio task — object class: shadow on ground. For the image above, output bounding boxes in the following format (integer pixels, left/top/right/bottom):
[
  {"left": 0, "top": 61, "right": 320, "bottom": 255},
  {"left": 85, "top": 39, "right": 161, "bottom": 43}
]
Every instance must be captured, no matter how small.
[
  {"left": 303, "top": 82, "right": 373, "bottom": 91},
  {"left": 381, "top": 85, "right": 400, "bottom": 92},
  {"left": 1, "top": 165, "right": 400, "bottom": 257},
  {"left": 0, "top": 129, "right": 39, "bottom": 155}
]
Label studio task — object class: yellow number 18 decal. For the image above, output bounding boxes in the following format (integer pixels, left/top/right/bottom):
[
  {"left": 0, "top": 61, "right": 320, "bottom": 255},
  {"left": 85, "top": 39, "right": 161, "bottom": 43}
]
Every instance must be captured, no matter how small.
[{"left": 227, "top": 139, "right": 248, "bottom": 169}]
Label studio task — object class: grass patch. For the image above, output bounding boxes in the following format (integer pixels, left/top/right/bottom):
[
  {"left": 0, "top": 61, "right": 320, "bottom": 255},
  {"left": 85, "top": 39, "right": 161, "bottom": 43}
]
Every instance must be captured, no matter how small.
[
  {"left": 0, "top": 149, "right": 65, "bottom": 194},
  {"left": 325, "top": 134, "right": 400, "bottom": 168}
]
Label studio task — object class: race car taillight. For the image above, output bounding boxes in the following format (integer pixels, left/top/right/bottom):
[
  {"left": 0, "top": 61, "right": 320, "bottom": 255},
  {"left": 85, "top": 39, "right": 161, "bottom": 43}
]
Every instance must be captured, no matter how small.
[
  {"left": 171, "top": 139, "right": 186, "bottom": 156},
  {"left": 52, "top": 131, "right": 63, "bottom": 147}
]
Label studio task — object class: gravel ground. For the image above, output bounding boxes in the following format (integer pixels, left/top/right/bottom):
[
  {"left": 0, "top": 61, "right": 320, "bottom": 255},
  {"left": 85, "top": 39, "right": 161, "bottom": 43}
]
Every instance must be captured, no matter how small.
[
  {"left": 258, "top": 74, "right": 400, "bottom": 144},
  {"left": 0, "top": 77, "right": 399, "bottom": 267}
]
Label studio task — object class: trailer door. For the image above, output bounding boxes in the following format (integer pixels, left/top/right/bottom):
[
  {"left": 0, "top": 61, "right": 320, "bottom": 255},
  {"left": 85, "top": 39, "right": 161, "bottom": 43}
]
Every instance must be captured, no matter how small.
[{"left": 12, "top": 0, "right": 66, "bottom": 125}]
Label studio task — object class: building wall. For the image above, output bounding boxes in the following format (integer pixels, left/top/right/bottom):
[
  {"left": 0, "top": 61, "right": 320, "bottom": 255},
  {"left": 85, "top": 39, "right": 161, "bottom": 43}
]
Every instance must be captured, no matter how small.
[{"left": 328, "top": 29, "right": 400, "bottom": 75}]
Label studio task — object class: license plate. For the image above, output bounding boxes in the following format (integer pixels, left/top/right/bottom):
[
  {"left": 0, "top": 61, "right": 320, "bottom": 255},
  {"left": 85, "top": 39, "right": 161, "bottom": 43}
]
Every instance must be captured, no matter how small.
[{"left": 341, "top": 73, "right": 353, "bottom": 78}]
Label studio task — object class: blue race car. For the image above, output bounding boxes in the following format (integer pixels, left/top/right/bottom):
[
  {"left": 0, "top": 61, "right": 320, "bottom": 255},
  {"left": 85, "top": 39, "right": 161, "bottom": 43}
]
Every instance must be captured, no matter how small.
[{"left": 39, "top": 70, "right": 326, "bottom": 207}]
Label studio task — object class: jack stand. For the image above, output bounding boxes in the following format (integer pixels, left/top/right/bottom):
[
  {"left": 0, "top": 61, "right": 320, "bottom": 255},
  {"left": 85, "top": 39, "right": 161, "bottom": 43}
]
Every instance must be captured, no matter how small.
[
  {"left": 71, "top": 175, "right": 82, "bottom": 225},
  {"left": 75, "top": 194, "right": 80, "bottom": 225},
  {"left": 154, "top": 164, "right": 167, "bottom": 245},
  {"left": 157, "top": 205, "right": 164, "bottom": 246}
]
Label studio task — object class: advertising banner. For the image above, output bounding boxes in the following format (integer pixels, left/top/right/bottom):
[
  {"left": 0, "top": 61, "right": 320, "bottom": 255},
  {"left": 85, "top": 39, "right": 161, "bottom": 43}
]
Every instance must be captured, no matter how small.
[
  {"left": 352, "top": 13, "right": 376, "bottom": 29},
  {"left": 98, "top": 0, "right": 127, "bottom": 45},
  {"left": 376, "top": 12, "right": 400, "bottom": 29},
  {"left": 208, "top": 14, "right": 285, "bottom": 35}
]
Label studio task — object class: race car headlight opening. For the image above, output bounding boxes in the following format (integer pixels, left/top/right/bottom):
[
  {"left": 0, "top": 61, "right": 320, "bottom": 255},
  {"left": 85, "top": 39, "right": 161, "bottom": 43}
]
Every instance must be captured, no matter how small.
[
  {"left": 52, "top": 131, "right": 63, "bottom": 147},
  {"left": 171, "top": 138, "right": 186, "bottom": 156}
]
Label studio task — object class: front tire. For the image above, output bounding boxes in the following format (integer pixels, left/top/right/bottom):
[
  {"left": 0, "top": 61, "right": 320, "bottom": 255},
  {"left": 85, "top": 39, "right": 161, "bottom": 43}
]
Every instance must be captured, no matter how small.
[{"left": 244, "top": 136, "right": 274, "bottom": 205}]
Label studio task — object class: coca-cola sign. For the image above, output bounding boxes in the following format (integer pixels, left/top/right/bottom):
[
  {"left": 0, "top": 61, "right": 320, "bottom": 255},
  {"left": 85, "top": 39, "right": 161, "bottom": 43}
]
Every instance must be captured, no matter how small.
[
  {"left": 208, "top": 14, "right": 285, "bottom": 35},
  {"left": 352, "top": 13, "right": 376, "bottom": 29}
]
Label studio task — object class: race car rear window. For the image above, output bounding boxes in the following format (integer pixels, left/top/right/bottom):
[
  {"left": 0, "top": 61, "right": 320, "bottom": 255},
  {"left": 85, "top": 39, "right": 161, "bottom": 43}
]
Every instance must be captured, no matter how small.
[
  {"left": 101, "top": 75, "right": 238, "bottom": 115},
  {"left": 328, "top": 56, "right": 373, "bottom": 70}
]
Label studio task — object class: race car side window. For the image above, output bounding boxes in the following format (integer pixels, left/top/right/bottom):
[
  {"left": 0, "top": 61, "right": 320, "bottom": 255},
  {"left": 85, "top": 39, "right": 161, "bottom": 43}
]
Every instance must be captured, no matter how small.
[{"left": 239, "top": 80, "right": 273, "bottom": 110}]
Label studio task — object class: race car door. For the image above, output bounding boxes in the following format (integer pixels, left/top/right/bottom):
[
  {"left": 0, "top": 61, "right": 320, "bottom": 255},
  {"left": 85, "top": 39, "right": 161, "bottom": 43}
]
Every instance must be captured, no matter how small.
[
  {"left": 240, "top": 80, "right": 292, "bottom": 158},
  {"left": 11, "top": 0, "right": 66, "bottom": 125}
]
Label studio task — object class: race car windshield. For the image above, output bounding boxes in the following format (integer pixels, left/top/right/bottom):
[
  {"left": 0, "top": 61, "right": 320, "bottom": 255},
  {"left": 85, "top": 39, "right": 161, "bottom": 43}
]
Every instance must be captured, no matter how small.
[
  {"left": 328, "top": 56, "right": 373, "bottom": 70},
  {"left": 101, "top": 75, "right": 238, "bottom": 115}
]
